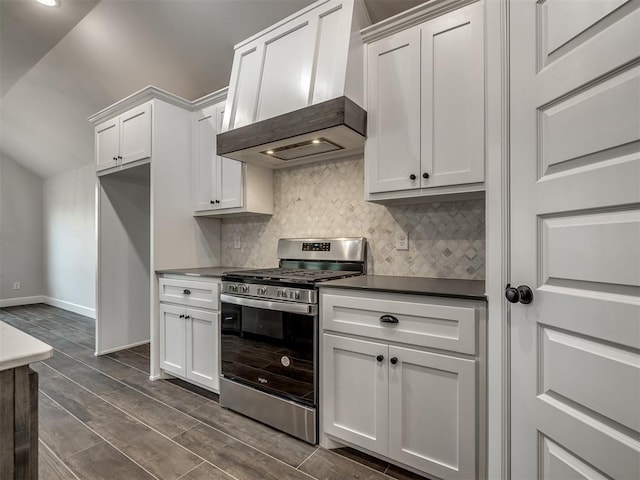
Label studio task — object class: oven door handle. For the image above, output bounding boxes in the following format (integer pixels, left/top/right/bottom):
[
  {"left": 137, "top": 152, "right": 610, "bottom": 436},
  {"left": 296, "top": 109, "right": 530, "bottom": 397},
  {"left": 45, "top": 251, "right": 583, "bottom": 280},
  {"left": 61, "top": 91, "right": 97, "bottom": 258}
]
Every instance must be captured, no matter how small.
[{"left": 221, "top": 294, "right": 318, "bottom": 316}]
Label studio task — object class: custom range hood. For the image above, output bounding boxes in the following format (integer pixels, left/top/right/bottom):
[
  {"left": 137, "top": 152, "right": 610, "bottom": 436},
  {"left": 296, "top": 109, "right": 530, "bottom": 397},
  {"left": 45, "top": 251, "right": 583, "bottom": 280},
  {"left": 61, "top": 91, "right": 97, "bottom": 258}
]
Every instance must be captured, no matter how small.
[
  {"left": 217, "top": 0, "right": 370, "bottom": 168},
  {"left": 217, "top": 96, "right": 366, "bottom": 166}
]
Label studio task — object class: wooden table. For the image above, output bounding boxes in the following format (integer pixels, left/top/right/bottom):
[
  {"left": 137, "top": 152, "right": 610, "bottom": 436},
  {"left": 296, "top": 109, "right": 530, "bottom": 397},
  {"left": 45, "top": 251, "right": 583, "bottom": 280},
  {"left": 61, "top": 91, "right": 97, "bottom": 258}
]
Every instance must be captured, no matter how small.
[{"left": 0, "top": 321, "right": 53, "bottom": 479}]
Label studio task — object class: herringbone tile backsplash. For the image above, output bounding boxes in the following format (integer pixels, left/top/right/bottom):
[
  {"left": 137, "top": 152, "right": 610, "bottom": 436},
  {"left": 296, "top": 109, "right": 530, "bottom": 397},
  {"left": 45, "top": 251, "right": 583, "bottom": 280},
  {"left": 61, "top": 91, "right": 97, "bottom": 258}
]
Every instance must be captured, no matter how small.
[{"left": 221, "top": 157, "right": 485, "bottom": 279}]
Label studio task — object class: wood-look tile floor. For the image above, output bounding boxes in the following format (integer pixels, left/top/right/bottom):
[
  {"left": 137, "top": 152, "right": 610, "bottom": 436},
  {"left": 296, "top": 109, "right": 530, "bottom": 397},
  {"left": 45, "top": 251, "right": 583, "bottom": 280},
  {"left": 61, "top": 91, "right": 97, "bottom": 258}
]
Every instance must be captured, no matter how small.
[{"left": 0, "top": 304, "right": 427, "bottom": 480}]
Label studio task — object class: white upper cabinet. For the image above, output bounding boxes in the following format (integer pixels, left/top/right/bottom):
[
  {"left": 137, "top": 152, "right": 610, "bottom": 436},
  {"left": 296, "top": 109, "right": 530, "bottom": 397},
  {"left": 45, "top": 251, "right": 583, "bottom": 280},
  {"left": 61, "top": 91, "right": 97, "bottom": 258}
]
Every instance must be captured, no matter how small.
[
  {"left": 95, "top": 103, "right": 152, "bottom": 172},
  {"left": 364, "top": 1, "right": 485, "bottom": 202},
  {"left": 222, "top": 0, "right": 369, "bottom": 132},
  {"left": 192, "top": 96, "right": 273, "bottom": 217}
]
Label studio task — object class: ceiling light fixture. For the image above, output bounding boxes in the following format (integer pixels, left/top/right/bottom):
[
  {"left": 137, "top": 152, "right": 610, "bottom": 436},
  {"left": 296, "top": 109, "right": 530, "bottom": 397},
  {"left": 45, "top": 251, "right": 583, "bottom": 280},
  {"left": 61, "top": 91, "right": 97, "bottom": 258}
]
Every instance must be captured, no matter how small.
[{"left": 36, "top": 0, "right": 59, "bottom": 6}]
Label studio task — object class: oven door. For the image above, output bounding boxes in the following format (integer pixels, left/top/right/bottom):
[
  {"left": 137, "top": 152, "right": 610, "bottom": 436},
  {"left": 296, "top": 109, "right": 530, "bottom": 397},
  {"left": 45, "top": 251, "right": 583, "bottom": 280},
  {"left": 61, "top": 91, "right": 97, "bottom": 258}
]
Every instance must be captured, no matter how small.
[{"left": 220, "top": 294, "right": 317, "bottom": 407}]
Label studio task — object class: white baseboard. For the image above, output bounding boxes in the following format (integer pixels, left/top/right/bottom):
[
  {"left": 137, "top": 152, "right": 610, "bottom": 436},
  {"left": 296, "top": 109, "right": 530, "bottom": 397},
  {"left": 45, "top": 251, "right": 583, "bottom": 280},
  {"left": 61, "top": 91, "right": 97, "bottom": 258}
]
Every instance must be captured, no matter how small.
[
  {"left": 96, "top": 339, "right": 149, "bottom": 356},
  {"left": 0, "top": 295, "right": 45, "bottom": 308},
  {"left": 43, "top": 297, "right": 96, "bottom": 319}
]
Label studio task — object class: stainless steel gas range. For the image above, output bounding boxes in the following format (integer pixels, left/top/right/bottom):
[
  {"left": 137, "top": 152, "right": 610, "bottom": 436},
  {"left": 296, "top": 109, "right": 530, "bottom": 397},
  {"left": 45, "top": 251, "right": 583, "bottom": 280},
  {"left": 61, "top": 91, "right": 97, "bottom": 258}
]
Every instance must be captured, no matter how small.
[{"left": 219, "top": 237, "right": 366, "bottom": 444}]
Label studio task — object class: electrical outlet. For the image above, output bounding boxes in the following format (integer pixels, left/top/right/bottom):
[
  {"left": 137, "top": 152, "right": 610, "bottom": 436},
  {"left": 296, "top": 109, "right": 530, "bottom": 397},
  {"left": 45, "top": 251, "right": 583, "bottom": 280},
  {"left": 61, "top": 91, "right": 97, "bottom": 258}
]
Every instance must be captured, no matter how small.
[
  {"left": 233, "top": 234, "right": 241, "bottom": 249},
  {"left": 395, "top": 230, "right": 409, "bottom": 250},
  {"left": 13, "top": 282, "right": 20, "bottom": 290}
]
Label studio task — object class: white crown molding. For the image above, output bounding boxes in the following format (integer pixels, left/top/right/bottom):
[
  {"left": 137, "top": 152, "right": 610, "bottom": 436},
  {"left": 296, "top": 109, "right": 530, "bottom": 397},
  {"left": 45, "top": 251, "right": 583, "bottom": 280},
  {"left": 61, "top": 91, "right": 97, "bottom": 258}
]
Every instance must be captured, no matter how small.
[
  {"left": 361, "top": 0, "right": 479, "bottom": 43},
  {"left": 88, "top": 85, "right": 194, "bottom": 125},
  {"left": 192, "top": 87, "right": 229, "bottom": 110}
]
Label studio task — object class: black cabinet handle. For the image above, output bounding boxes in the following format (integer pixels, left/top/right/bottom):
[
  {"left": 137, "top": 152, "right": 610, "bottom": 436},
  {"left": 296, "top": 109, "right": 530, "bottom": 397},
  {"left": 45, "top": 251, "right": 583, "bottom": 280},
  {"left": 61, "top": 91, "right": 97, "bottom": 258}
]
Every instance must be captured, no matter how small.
[
  {"left": 210, "top": 200, "right": 215, "bottom": 204},
  {"left": 409, "top": 174, "right": 416, "bottom": 180},
  {"left": 423, "top": 172, "right": 430, "bottom": 179},
  {"left": 185, "top": 315, "right": 190, "bottom": 320},
  {"left": 183, "top": 289, "right": 191, "bottom": 295},
  {"left": 376, "top": 354, "right": 384, "bottom": 362},
  {"left": 179, "top": 314, "right": 184, "bottom": 319},
  {"left": 117, "top": 155, "right": 122, "bottom": 160},
  {"left": 380, "top": 315, "right": 399, "bottom": 324},
  {"left": 216, "top": 200, "right": 220, "bottom": 204},
  {"left": 390, "top": 357, "right": 398, "bottom": 365}
]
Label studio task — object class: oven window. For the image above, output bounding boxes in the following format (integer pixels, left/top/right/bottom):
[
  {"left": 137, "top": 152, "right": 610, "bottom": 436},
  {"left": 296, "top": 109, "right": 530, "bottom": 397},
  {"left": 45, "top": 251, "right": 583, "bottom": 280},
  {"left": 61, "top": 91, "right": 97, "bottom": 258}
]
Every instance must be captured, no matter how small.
[{"left": 221, "top": 302, "right": 316, "bottom": 406}]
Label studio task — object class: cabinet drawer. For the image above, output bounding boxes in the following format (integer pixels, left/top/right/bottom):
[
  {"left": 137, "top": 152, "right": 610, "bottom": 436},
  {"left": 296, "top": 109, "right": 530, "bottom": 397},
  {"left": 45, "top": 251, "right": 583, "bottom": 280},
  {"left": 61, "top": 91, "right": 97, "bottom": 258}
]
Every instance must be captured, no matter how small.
[
  {"left": 321, "top": 290, "right": 477, "bottom": 354},
  {"left": 159, "top": 277, "right": 219, "bottom": 310}
]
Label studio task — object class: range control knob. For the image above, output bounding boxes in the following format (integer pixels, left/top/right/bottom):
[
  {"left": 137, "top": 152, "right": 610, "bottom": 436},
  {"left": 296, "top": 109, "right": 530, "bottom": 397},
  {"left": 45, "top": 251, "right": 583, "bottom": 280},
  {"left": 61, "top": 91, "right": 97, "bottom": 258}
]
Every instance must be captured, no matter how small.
[
  {"left": 257, "top": 287, "right": 267, "bottom": 295},
  {"left": 228, "top": 284, "right": 238, "bottom": 293},
  {"left": 277, "top": 289, "right": 287, "bottom": 298},
  {"left": 239, "top": 284, "right": 249, "bottom": 294},
  {"left": 290, "top": 291, "right": 300, "bottom": 300}
]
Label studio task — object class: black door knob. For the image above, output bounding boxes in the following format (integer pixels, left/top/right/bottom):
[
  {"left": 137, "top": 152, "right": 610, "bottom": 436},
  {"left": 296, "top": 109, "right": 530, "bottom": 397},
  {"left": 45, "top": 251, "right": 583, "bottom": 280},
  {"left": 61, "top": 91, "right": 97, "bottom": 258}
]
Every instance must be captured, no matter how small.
[
  {"left": 390, "top": 357, "right": 398, "bottom": 365},
  {"left": 423, "top": 172, "right": 430, "bottom": 179},
  {"left": 505, "top": 284, "right": 534, "bottom": 304},
  {"left": 376, "top": 355, "right": 384, "bottom": 362},
  {"left": 409, "top": 174, "right": 416, "bottom": 180}
]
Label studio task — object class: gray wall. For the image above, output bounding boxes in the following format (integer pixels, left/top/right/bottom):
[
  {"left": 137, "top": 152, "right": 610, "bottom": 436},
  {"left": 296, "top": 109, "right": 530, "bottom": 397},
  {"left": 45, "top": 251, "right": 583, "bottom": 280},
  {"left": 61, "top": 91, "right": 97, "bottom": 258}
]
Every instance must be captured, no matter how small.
[
  {"left": 0, "top": 153, "right": 44, "bottom": 303},
  {"left": 43, "top": 164, "right": 97, "bottom": 317},
  {"left": 222, "top": 157, "right": 485, "bottom": 279}
]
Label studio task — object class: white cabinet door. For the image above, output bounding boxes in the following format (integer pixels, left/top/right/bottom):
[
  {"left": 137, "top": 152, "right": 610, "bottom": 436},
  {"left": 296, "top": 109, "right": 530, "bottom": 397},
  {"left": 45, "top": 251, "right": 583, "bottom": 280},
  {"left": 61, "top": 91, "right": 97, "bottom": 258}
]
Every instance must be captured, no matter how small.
[
  {"left": 95, "top": 117, "right": 120, "bottom": 171},
  {"left": 323, "top": 334, "right": 389, "bottom": 455},
  {"left": 215, "top": 106, "right": 243, "bottom": 209},
  {"left": 119, "top": 103, "right": 152, "bottom": 166},
  {"left": 159, "top": 304, "right": 186, "bottom": 377},
  {"left": 420, "top": 2, "right": 484, "bottom": 188},
  {"left": 193, "top": 106, "right": 217, "bottom": 211},
  {"left": 366, "top": 26, "right": 421, "bottom": 194},
  {"left": 186, "top": 308, "right": 219, "bottom": 392},
  {"left": 388, "top": 345, "right": 476, "bottom": 480},
  {"left": 193, "top": 103, "right": 243, "bottom": 212}
]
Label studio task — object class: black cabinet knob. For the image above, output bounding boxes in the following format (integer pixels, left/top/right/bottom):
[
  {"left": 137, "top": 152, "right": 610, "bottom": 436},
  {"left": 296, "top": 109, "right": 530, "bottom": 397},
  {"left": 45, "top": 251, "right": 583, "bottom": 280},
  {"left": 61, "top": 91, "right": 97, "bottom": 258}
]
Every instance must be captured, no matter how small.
[
  {"left": 112, "top": 156, "right": 117, "bottom": 161},
  {"left": 210, "top": 200, "right": 215, "bottom": 204},
  {"left": 423, "top": 172, "right": 430, "bottom": 179},
  {"left": 183, "top": 289, "right": 191, "bottom": 295},
  {"left": 117, "top": 155, "right": 122, "bottom": 160},
  {"left": 505, "top": 284, "right": 534, "bottom": 304},
  {"left": 185, "top": 315, "right": 190, "bottom": 320},
  {"left": 390, "top": 357, "right": 398, "bottom": 365},
  {"left": 409, "top": 174, "right": 416, "bottom": 180},
  {"left": 376, "top": 354, "right": 384, "bottom": 362},
  {"left": 216, "top": 200, "right": 220, "bottom": 204},
  {"left": 179, "top": 314, "right": 184, "bottom": 319}
]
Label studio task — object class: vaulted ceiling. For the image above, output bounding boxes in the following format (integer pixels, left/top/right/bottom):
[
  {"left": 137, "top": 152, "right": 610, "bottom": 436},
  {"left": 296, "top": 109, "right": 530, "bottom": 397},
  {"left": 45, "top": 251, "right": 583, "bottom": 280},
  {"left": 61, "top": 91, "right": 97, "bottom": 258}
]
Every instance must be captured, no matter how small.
[{"left": 0, "top": 0, "right": 423, "bottom": 178}]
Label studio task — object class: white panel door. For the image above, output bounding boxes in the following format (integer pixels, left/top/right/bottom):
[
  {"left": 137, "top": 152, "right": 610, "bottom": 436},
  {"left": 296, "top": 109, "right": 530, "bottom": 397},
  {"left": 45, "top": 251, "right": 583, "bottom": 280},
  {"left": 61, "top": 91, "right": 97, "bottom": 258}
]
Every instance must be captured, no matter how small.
[
  {"left": 509, "top": 1, "right": 640, "bottom": 479},
  {"left": 421, "top": 2, "right": 484, "bottom": 188},
  {"left": 322, "top": 334, "right": 389, "bottom": 455},
  {"left": 366, "top": 26, "right": 421, "bottom": 194},
  {"left": 215, "top": 106, "right": 243, "bottom": 210},
  {"left": 186, "top": 308, "right": 219, "bottom": 392},
  {"left": 388, "top": 346, "right": 476, "bottom": 480},
  {"left": 193, "top": 106, "right": 217, "bottom": 211},
  {"left": 119, "top": 103, "right": 152, "bottom": 165},
  {"left": 159, "top": 304, "right": 186, "bottom": 377}
]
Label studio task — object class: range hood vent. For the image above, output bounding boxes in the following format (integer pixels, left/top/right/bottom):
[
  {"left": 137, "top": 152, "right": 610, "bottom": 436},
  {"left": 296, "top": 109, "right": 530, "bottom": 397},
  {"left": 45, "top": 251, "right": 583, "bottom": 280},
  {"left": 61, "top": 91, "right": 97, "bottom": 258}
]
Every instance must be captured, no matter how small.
[{"left": 217, "top": 96, "right": 366, "bottom": 168}]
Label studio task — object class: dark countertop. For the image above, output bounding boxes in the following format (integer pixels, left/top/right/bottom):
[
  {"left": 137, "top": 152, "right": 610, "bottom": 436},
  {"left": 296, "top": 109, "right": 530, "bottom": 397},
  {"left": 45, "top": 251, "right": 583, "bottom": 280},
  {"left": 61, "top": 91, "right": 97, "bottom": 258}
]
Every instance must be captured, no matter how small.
[
  {"left": 320, "top": 275, "right": 486, "bottom": 300},
  {"left": 156, "top": 266, "right": 249, "bottom": 278}
]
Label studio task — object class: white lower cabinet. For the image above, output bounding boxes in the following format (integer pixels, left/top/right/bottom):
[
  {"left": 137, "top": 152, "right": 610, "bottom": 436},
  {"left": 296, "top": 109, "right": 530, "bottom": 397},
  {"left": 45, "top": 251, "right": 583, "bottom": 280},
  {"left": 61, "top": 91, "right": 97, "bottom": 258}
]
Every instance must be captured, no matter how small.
[
  {"left": 159, "top": 276, "right": 220, "bottom": 392},
  {"left": 321, "top": 288, "right": 485, "bottom": 480}
]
